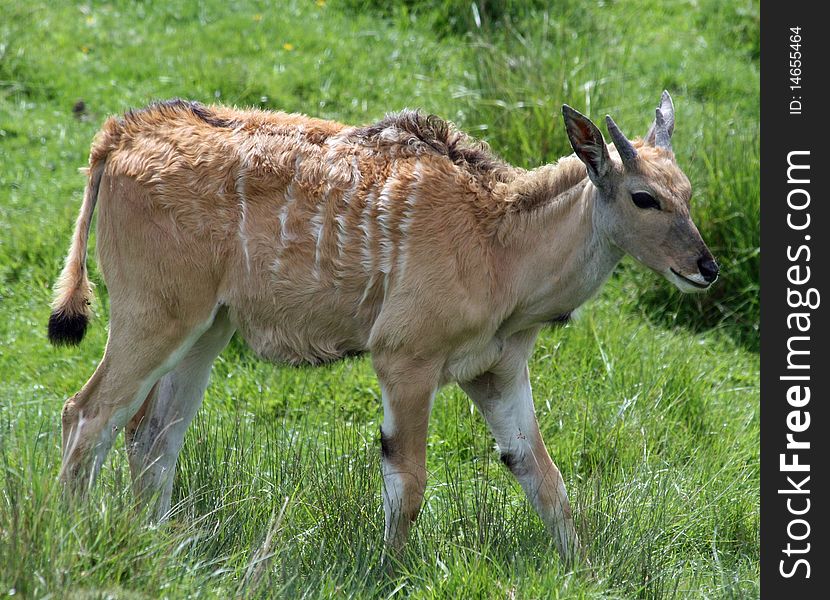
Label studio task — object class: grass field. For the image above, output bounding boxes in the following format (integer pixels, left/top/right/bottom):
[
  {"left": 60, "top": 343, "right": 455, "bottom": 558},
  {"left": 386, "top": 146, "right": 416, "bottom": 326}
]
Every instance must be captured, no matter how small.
[{"left": 0, "top": 1, "right": 759, "bottom": 597}]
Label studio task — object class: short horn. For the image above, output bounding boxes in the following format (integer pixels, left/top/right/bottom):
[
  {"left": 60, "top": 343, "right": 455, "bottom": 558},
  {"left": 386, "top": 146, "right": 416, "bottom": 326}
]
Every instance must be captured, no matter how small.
[
  {"left": 605, "top": 115, "right": 637, "bottom": 163},
  {"left": 653, "top": 108, "right": 672, "bottom": 150}
]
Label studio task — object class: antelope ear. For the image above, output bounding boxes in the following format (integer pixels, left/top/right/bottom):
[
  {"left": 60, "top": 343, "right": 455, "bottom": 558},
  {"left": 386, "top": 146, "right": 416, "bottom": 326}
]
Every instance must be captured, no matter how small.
[
  {"left": 644, "top": 90, "right": 675, "bottom": 146},
  {"left": 562, "top": 105, "right": 611, "bottom": 187}
]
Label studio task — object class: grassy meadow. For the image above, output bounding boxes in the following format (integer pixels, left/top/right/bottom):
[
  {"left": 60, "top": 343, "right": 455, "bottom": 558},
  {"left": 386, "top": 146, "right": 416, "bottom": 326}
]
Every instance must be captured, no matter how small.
[{"left": 0, "top": 1, "right": 759, "bottom": 598}]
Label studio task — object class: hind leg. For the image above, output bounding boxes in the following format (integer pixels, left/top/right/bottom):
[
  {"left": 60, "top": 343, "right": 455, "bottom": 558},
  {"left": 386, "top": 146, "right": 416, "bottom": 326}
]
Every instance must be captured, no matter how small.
[
  {"left": 60, "top": 308, "right": 219, "bottom": 496},
  {"left": 125, "top": 308, "right": 235, "bottom": 519}
]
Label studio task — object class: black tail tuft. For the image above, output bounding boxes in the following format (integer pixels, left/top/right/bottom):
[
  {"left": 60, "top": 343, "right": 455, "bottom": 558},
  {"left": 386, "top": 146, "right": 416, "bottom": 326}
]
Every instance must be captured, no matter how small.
[{"left": 48, "top": 310, "right": 88, "bottom": 346}]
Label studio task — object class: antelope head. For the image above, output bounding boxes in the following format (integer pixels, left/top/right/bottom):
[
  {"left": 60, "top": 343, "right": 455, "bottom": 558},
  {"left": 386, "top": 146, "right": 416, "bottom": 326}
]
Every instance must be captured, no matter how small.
[{"left": 562, "top": 91, "right": 719, "bottom": 292}]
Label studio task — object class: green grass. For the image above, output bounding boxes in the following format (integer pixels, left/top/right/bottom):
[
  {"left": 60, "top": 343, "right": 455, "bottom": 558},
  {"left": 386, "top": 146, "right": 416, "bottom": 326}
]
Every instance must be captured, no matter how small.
[{"left": 1, "top": 0, "right": 759, "bottom": 597}]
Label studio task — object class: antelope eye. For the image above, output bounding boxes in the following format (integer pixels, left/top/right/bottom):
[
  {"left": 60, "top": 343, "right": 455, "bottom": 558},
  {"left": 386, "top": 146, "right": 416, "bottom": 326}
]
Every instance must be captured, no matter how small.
[{"left": 631, "top": 191, "right": 660, "bottom": 210}]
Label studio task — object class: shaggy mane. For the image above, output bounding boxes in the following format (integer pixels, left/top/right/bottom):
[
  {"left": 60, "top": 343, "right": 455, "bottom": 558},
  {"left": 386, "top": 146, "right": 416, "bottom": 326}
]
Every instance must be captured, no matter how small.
[
  {"left": 122, "top": 98, "right": 240, "bottom": 129},
  {"left": 351, "top": 109, "right": 517, "bottom": 185}
]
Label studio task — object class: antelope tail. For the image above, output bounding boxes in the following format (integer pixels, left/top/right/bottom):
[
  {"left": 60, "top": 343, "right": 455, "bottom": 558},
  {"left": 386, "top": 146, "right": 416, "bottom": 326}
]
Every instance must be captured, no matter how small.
[{"left": 47, "top": 160, "right": 105, "bottom": 346}]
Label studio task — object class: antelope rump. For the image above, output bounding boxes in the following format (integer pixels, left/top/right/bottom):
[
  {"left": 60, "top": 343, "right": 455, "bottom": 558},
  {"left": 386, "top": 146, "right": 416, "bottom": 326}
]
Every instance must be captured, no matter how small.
[{"left": 49, "top": 91, "right": 717, "bottom": 563}]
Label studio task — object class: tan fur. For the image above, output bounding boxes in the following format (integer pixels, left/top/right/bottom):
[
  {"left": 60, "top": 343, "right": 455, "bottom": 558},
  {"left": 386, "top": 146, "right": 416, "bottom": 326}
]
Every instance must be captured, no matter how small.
[
  {"left": 49, "top": 163, "right": 103, "bottom": 337},
  {"left": 50, "top": 98, "right": 714, "bottom": 564}
]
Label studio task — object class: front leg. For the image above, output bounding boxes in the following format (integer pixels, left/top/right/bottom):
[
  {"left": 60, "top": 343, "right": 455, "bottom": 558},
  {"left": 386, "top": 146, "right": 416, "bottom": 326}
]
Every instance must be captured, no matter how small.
[
  {"left": 374, "top": 353, "right": 439, "bottom": 554},
  {"left": 460, "top": 336, "right": 579, "bottom": 562}
]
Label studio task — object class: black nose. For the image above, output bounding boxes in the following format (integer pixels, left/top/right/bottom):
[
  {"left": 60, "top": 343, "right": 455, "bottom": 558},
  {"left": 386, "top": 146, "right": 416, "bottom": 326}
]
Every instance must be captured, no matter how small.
[{"left": 697, "top": 256, "right": 719, "bottom": 283}]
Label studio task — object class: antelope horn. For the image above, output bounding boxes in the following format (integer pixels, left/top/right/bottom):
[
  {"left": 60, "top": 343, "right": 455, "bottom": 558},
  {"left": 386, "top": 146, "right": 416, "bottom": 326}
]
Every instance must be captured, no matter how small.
[{"left": 605, "top": 115, "right": 637, "bottom": 163}]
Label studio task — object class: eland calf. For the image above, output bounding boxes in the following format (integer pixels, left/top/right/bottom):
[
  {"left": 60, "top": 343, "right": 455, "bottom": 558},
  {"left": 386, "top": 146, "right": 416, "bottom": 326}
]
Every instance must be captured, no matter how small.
[{"left": 49, "top": 91, "right": 717, "bottom": 562}]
